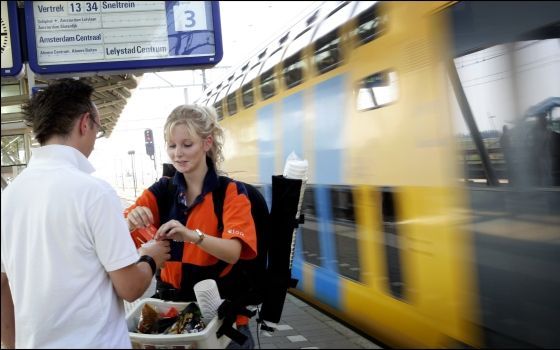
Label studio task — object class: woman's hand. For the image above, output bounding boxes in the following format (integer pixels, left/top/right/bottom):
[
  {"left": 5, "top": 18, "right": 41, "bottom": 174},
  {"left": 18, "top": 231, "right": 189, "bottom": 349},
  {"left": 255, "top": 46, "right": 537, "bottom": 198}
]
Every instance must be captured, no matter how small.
[
  {"left": 127, "top": 206, "right": 154, "bottom": 231},
  {"left": 156, "top": 220, "right": 243, "bottom": 264},
  {"left": 155, "top": 219, "right": 195, "bottom": 243}
]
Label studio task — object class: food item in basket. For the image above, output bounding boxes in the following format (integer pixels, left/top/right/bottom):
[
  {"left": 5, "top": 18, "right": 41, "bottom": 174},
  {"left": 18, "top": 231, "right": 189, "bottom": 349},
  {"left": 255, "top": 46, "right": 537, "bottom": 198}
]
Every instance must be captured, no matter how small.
[
  {"left": 161, "top": 306, "right": 179, "bottom": 318},
  {"left": 165, "top": 302, "right": 206, "bottom": 334},
  {"left": 183, "top": 303, "right": 206, "bottom": 333},
  {"left": 137, "top": 303, "right": 159, "bottom": 334},
  {"left": 155, "top": 315, "right": 178, "bottom": 334},
  {"left": 154, "top": 306, "right": 179, "bottom": 333}
]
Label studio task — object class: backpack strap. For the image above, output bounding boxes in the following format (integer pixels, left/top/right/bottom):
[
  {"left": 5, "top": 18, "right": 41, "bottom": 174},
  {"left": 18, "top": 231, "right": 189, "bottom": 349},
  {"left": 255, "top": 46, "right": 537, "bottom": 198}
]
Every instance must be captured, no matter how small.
[
  {"left": 212, "top": 176, "right": 232, "bottom": 233},
  {"left": 155, "top": 176, "right": 176, "bottom": 221},
  {"left": 153, "top": 177, "right": 178, "bottom": 299}
]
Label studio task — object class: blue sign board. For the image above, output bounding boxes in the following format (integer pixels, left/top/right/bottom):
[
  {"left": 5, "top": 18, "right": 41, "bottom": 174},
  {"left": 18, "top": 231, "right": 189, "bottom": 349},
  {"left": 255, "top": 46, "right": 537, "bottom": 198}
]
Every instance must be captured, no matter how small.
[
  {"left": 1, "top": 1, "right": 24, "bottom": 78},
  {"left": 24, "top": 1, "right": 223, "bottom": 75}
]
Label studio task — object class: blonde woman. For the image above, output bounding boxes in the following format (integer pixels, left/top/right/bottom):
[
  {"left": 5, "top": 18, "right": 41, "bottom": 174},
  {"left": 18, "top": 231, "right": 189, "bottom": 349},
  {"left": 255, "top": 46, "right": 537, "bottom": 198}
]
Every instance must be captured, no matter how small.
[{"left": 125, "top": 105, "right": 257, "bottom": 348}]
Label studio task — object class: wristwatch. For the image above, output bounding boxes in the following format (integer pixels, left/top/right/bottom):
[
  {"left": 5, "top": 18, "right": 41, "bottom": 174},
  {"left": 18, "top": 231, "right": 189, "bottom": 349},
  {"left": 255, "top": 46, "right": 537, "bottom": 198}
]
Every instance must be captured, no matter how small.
[
  {"left": 193, "top": 229, "right": 205, "bottom": 245},
  {"left": 137, "top": 255, "right": 156, "bottom": 276}
]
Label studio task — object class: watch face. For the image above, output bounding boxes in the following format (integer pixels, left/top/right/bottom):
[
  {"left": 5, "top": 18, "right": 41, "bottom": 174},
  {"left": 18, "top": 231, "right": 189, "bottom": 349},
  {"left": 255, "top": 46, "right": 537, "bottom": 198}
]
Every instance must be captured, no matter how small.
[{"left": 1, "top": 18, "right": 8, "bottom": 54}]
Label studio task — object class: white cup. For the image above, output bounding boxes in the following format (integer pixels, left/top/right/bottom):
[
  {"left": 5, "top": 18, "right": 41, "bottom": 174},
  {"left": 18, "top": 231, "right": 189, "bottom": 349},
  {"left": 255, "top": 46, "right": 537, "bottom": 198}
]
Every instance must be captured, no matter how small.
[
  {"left": 193, "top": 279, "right": 222, "bottom": 321},
  {"left": 283, "top": 152, "right": 308, "bottom": 180},
  {"left": 284, "top": 162, "right": 307, "bottom": 180}
]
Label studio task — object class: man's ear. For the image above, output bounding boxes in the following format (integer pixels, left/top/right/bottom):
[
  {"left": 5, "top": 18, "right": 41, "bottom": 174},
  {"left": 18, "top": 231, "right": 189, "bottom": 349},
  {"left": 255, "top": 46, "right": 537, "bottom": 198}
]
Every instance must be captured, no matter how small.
[{"left": 78, "top": 113, "right": 90, "bottom": 136}]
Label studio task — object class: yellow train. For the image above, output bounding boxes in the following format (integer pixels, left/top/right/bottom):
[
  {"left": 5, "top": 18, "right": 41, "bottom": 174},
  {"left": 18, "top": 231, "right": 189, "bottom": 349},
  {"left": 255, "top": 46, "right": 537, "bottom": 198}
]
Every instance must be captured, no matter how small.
[{"left": 199, "top": 1, "right": 560, "bottom": 348}]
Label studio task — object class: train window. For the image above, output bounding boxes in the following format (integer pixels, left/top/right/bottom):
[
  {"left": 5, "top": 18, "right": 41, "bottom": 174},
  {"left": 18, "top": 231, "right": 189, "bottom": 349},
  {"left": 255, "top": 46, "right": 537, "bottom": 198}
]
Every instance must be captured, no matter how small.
[
  {"left": 244, "top": 64, "right": 261, "bottom": 85},
  {"left": 450, "top": 40, "right": 560, "bottom": 187},
  {"left": 226, "top": 92, "right": 237, "bottom": 116},
  {"left": 224, "top": 77, "right": 236, "bottom": 116},
  {"left": 259, "top": 44, "right": 285, "bottom": 100},
  {"left": 259, "top": 68, "right": 277, "bottom": 100},
  {"left": 314, "top": 29, "right": 342, "bottom": 74},
  {"left": 241, "top": 62, "right": 263, "bottom": 109},
  {"left": 331, "top": 186, "right": 360, "bottom": 282},
  {"left": 300, "top": 186, "right": 322, "bottom": 267},
  {"left": 284, "top": 27, "right": 314, "bottom": 61},
  {"left": 227, "top": 75, "right": 244, "bottom": 115},
  {"left": 379, "top": 189, "right": 406, "bottom": 300},
  {"left": 283, "top": 52, "right": 305, "bottom": 89},
  {"left": 351, "top": 3, "right": 387, "bottom": 46},
  {"left": 261, "top": 41, "right": 287, "bottom": 76},
  {"left": 241, "top": 81, "right": 255, "bottom": 108},
  {"left": 1, "top": 134, "right": 26, "bottom": 167},
  {"left": 213, "top": 100, "right": 224, "bottom": 120},
  {"left": 215, "top": 86, "right": 230, "bottom": 120},
  {"left": 313, "top": 1, "right": 352, "bottom": 41},
  {"left": 357, "top": 70, "right": 398, "bottom": 111}
]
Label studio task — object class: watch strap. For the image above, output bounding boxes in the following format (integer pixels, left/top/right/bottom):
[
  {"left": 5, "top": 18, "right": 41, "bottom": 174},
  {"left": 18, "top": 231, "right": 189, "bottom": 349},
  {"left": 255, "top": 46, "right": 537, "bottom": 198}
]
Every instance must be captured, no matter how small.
[
  {"left": 137, "top": 255, "right": 156, "bottom": 276},
  {"left": 194, "top": 229, "right": 205, "bottom": 245}
]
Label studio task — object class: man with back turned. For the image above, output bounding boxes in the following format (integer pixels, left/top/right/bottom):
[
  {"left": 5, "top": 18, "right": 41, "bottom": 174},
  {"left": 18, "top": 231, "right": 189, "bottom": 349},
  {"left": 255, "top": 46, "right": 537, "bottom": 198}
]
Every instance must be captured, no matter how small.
[{"left": 0, "top": 78, "right": 170, "bottom": 348}]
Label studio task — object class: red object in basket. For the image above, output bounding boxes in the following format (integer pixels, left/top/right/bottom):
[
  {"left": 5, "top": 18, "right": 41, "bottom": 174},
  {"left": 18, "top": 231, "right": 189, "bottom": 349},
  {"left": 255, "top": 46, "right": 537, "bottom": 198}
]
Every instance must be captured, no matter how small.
[{"left": 161, "top": 307, "right": 179, "bottom": 318}]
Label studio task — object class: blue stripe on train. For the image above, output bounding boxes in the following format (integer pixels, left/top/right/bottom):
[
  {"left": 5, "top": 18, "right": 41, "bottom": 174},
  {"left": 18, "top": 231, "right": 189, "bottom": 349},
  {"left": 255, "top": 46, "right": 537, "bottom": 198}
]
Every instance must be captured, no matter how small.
[
  {"left": 257, "top": 75, "right": 345, "bottom": 309},
  {"left": 281, "top": 93, "right": 306, "bottom": 284},
  {"left": 314, "top": 185, "right": 340, "bottom": 308},
  {"left": 314, "top": 75, "right": 345, "bottom": 185},
  {"left": 311, "top": 76, "right": 345, "bottom": 308},
  {"left": 292, "top": 230, "right": 304, "bottom": 285},
  {"left": 282, "top": 92, "right": 304, "bottom": 160},
  {"left": 257, "top": 104, "right": 275, "bottom": 207}
]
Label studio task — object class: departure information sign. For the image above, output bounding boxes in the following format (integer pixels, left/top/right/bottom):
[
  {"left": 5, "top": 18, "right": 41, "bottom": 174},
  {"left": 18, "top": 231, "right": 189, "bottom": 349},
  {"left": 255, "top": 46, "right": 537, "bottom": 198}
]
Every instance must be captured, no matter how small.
[{"left": 25, "top": 1, "right": 223, "bottom": 75}]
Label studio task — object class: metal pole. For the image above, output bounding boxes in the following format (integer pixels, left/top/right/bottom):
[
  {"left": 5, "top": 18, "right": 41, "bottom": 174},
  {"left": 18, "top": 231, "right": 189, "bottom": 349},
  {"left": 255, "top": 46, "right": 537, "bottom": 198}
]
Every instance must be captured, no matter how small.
[
  {"left": 120, "top": 159, "right": 125, "bottom": 191},
  {"left": 448, "top": 60, "right": 499, "bottom": 186},
  {"left": 152, "top": 155, "right": 157, "bottom": 180},
  {"left": 201, "top": 69, "right": 207, "bottom": 91},
  {"left": 128, "top": 150, "right": 137, "bottom": 197},
  {"left": 140, "top": 157, "right": 145, "bottom": 186}
]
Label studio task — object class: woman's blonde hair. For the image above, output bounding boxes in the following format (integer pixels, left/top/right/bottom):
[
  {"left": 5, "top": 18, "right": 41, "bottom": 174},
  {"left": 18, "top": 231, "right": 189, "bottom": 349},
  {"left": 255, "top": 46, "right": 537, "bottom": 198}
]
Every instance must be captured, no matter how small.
[{"left": 163, "top": 104, "right": 225, "bottom": 169}]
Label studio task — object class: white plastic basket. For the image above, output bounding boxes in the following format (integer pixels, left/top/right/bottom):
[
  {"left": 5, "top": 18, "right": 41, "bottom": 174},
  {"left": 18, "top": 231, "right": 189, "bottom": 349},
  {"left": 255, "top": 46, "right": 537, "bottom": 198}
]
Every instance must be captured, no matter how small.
[{"left": 126, "top": 298, "right": 231, "bottom": 349}]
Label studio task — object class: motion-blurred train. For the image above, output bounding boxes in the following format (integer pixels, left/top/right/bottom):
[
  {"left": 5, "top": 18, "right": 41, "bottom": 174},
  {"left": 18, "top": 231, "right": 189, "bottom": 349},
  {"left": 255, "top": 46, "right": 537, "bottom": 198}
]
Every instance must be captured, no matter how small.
[{"left": 198, "top": 1, "right": 560, "bottom": 348}]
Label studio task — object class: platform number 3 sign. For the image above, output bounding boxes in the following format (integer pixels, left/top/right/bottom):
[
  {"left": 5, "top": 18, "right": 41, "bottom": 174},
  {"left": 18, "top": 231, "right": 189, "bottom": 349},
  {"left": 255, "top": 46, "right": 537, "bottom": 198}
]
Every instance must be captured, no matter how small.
[{"left": 173, "top": 1, "right": 209, "bottom": 32}]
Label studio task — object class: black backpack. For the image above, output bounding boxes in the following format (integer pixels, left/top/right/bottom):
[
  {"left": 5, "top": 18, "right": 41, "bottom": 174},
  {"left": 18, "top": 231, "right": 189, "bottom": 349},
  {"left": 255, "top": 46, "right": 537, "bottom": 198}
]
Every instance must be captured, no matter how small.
[{"left": 212, "top": 175, "right": 270, "bottom": 307}]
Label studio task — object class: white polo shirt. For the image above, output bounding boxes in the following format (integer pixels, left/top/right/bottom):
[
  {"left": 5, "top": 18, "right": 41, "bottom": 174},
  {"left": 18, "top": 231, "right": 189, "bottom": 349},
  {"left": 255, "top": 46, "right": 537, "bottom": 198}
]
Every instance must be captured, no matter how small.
[{"left": 1, "top": 145, "right": 139, "bottom": 348}]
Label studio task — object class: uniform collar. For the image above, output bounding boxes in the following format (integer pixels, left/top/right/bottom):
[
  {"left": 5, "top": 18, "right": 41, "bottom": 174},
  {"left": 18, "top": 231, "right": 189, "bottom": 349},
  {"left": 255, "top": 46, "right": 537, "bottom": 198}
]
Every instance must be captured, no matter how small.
[
  {"left": 171, "top": 156, "right": 219, "bottom": 202},
  {"left": 28, "top": 144, "right": 95, "bottom": 174}
]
